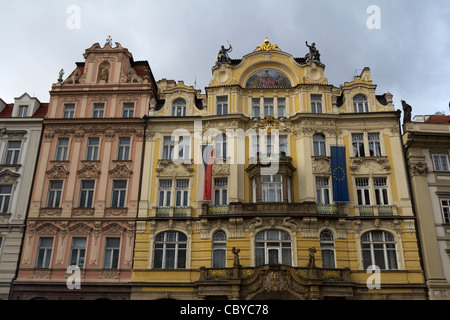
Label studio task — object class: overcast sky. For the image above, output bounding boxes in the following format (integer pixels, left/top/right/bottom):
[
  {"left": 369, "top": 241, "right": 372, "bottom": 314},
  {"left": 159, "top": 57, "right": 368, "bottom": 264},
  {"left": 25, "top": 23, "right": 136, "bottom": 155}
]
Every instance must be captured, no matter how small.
[{"left": 0, "top": 0, "right": 449, "bottom": 118}]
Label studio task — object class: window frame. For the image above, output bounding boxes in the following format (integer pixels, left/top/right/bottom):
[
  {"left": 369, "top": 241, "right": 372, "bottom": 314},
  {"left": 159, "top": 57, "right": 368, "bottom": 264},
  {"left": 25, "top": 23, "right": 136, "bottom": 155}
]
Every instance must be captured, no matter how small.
[
  {"left": 432, "top": 154, "right": 450, "bottom": 172},
  {"left": 212, "top": 230, "right": 227, "bottom": 268},
  {"left": 214, "top": 178, "right": 228, "bottom": 205},
  {"left": 361, "top": 231, "right": 398, "bottom": 270},
  {"left": 353, "top": 94, "right": 369, "bottom": 113},
  {"left": 316, "top": 177, "right": 331, "bottom": 205},
  {"left": 70, "top": 237, "right": 87, "bottom": 268},
  {"left": 18, "top": 105, "right": 28, "bottom": 117},
  {"left": 36, "top": 237, "right": 54, "bottom": 269},
  {"left": 172, "top": 98, "right": 186, "bottom": 117},
  {"left": 441, "top": 199, "right": 450, "bottom": 224},
  {"left": 63, "top": 104, "right": 75, "bottom": 119},
  {"left": 55, "top": 138, "right": 69, "bottom": 161},
  {"left": 0, "top": 185, "right": 12, "bottom": 213},
  {"left": 153, "top": 231, "right": 187, "bottom": 269},
  {"left": 111, "top": 180, "right": 127, "bottom": 208},
  {"left": 117, "top": 137, "right": 131, "bottom": 161},
  {"left": 311, "top": 95, "right": 323, "bottom": 114},
  {"left": 86, "top": 137, "right": 99, "bottom": 161},
  {"left": 320, "top": 230, "right": 336, "bottom": 268},
  {"left": 261, "top": 174, "right": 283, "bottom": 202},
  {"left": 313, "top": 134, "right": 326, "bottom": 156},
  {"left": 79, "top": 180, "right": 95, "bottom": 208},
  {"left": 356, "top": 178, "right": 371, "bottom": 205},
  {"left": 216, "top": 96, "right": 228, "bottom": 115},
  {"left": 254, "top": 230, "right": 292, "bottom": 266},
  {"left": 103, "top": 237, "right": 120, "bottom": 269},
  {"left": 92, "top": 103, "right": 104, "bottom": 118},
  {"left": 122, "top": 103, "right": 134, "bottom": 118},
  {"left": 4, "top": 140, "right": 22, "bottom": 165},
  {"left": 158, "top": 180, "right": 172, "bottom": 207},
  {"left": 175, "top": 180, "right": 189, "bottom": 207},
  {"left": 47, "top": 180, "right": 63, "bottom": 208}
]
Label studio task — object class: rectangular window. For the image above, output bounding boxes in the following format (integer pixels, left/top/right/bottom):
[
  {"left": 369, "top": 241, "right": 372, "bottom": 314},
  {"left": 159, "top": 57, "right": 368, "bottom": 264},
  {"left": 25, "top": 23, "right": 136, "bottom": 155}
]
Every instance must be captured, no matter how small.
[
  {"left": 264, "top": 98, "right": 274, "bottom": 117},
  {"left": 70, "top": 237, "right": 86, "bottom": 268},
  {"left": 63, "top": 104, "right": 75, "bottom": 118},
  {"left": 441, "top": 200, "right": 450, "bottom": 224},
  {"left": 36, "top": 237, "right": 53, "bottom": 268},
  {"left": 47, "top": 181, "right": 63, "bottom": 208},
  {"left": 214, "top": 135, "right": 227, "bottom": 159},
  {"left": 117, "top": 137, "right": 130, "bottom": 160},
  {"left": 86, "top": 137, "right": 99, "bottom": 161},
  {"left": 262, "top": 174, "right": 283, "bottom": 202},
  {"left": 158, "top": 180, "right": 172, "bottom": 207},
  {"left": 175, "top": 180, "right": 189, "bottom": 207},
  {"left": 122, "top": 103, "right": 134, "bottom": 118},
  {"left": 93, "top": 103, "right": 104, "bottom": 118},
  {"left": 79, "top": 180, "right": 95, "bottom": 208},
  {"left": 4, "top": 141, "right": 21, "bottom": 164},
  {"left": 162, "top": 136, "right": 175, "bottom": 160},
  {"left": 18, "top": 105, "right": 28, "bottom": 117},
  {"left": 352, "top": 134, "right": 365, "bottom": 157},
  {"left": 374, "top": 178, "right": 389, "bottom": 205},
  {"left": 316, "top": 177, "right": 330, "bottom": 205},
  {"left": 368, "top": 133, "right": 382, "bottom": 156},
  {"left": 433, "top": 154, "right": 450, "bottom": 171},
  {"left": 356, "top": 178, "right": 370, "bottom": 205},
  {"left": 103, "top": 238, "right": 120, "bottom": 269},
  {"left": 252, "top": 98, "right": 260, "bottom": 118},
  {"left": 55, "top": 138, "right": 69, "bottom": 161},
  {"left": 214, "top": 178, "right": 228, "bottom": 205},
  {"left": 279, "top": 135, "right": 288, "bottom": 156},
  {"left": 278, "top": 98, "right": 286, "bottom": 118},
  {"left": 0, "top": 185, "right": 12, "bottom": 213},
  {"left": 177, "top": 136, "right": 190, "bottom": 160},
  {"left": 311, "top": 95, "right": 322, "bottom": 113},
  {"left": 111, "top": 180, "right": 127, "bottom": 208},
  {"left": 217, "top": 97, "right": 228, "bottom": 115},
  {"left": 251, "top": 135, "right": 260, "bottom": 158},
  {"left": 313, "top": 134, "right": 326, "bottom": 156}
]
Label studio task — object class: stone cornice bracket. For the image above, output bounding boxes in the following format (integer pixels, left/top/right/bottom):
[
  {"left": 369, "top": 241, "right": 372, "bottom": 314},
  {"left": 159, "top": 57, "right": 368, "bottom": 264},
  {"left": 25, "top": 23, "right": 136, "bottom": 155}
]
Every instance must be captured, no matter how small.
[{"left": 408, "top": 160, "right": 427, "bottom": 176}]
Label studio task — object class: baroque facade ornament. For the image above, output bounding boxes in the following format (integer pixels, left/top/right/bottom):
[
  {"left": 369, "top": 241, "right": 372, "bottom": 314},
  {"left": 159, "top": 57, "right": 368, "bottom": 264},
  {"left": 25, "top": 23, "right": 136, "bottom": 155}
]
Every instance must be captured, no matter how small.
[{"left": 255, "top": 38, "right": 280, "bottom": 52}]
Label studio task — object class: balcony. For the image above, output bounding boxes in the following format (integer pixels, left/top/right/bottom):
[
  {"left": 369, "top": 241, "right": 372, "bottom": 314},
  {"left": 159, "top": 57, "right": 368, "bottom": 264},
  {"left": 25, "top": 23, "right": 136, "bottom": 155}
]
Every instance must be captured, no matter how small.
[
  {"left": 155, "top": 206, "right": 191, "bottom": 217},
  {"left": 316, "top": 203, "right": 339, "bottom": 215},
  {"left": 207, "top": 204, "right": 230, "bottom": 215},
  {"left": 358, "top": 205, "right": 395, "bottom": 216}
]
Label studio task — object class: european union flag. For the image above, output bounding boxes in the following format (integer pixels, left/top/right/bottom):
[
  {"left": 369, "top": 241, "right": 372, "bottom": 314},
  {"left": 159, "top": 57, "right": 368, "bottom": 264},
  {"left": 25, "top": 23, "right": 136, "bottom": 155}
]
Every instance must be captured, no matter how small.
[{"left": 330, "top": 146, "right": 350, "bottom": 202}]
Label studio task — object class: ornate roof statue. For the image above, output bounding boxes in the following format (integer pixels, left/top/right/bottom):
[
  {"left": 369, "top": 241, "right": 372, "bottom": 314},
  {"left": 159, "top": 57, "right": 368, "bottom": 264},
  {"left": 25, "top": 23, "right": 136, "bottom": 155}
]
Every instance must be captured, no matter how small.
[
  {"left": 401, "top": 100, "right": 412, "bottom": 123},
  {"left": 305, "top": 41, "right": 321, "bottom": 63},
  {"left": 215, "top": 41, "right": 232, "bottom": 66},
  {"left": 255, "top": 37, "right": 280, "bottom": 52},
  {"left": 105, "top": 35, "right": 113, "bottom": 46}
]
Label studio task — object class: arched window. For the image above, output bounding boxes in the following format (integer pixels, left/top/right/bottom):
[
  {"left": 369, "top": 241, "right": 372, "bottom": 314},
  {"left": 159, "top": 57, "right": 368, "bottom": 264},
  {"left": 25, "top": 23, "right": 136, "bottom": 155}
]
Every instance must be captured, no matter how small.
[
  {"left": 212, "top": 230, "right": 227, "bottom": 267},
  {"left": 353, "top": 94, "right": 369, "bottom": 113},
  {"left": 313, "top": 134, "right": 326, "bottom": 156},
  {"left": 172, "top": 98, "right": 186, "bottom": 117},
  {"left": 320, "top": 230, "right": 335, "bottom": 268},
  {"left": 361, "top": 231, "right": 398, "bottom": 270},
  {"left": 154, "top": 231, "right": 187, "bottom": 269},
  {"left": 255, "top": 230, "right": 291, "bottom": 266}
]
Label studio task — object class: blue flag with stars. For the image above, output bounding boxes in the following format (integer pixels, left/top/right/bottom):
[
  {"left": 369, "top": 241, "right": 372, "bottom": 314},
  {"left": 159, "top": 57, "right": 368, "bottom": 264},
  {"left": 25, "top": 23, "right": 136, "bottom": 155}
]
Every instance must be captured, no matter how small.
[{"left": 331, "top": 146, "right": 350, "bottom": 202}]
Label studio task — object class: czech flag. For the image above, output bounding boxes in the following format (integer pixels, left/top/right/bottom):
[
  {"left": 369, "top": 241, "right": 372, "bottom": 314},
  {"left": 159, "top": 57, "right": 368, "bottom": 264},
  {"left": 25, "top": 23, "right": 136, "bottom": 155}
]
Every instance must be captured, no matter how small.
[{"left": 202, "top": 145, "right": 214, "bottom": 201}]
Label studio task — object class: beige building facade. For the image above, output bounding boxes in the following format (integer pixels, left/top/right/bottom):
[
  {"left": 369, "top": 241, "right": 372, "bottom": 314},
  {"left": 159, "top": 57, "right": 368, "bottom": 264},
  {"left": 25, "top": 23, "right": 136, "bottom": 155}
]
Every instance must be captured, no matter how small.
[
  {"left": 403, "top": 114, "right": 450, "bottom": 300},
  {"left": 0, "top": 93, "right": 47, "bottom": 299}
]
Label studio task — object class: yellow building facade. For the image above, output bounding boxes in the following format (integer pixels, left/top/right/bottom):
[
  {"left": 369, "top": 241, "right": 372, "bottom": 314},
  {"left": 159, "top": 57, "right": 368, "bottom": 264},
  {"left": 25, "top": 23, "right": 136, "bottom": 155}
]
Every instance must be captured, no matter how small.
[{"left": 131, "top": 39, "right": 426, "bottom": 300}]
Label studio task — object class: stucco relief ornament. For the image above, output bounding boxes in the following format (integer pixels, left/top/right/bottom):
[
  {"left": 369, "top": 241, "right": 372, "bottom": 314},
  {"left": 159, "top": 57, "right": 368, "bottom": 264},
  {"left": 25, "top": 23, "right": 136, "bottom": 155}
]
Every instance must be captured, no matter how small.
[{"left": 255, "top": 38, "right": 280, "bottom": 52}]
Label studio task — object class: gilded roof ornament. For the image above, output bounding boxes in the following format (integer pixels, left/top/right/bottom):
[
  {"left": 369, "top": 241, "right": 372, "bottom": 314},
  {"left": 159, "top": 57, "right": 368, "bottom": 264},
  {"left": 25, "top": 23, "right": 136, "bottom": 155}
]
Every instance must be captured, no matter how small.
[{"left": 255, "top": 38, "right": 280, "bottom": 52}]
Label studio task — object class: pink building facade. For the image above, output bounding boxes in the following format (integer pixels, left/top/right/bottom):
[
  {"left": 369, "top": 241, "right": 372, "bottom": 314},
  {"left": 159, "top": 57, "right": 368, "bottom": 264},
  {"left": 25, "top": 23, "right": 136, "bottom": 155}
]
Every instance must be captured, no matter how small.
[{"left": 11, "top": 41, "right": 157, "bottom": 300}]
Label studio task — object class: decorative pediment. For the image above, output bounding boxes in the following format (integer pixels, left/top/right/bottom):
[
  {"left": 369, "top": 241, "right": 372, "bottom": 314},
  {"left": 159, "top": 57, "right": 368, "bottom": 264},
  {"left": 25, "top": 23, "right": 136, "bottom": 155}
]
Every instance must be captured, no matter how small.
[
  {"left": 212, "top": 164, "right": 230, "bottom": 176},
  {"left": 156, "top": 160, "right": 194, "bottom": 177},
  {"left": 349, "top": 156, "right": 390, "bottom": 173},
  {"left": 36, "top": 223, "right": 60, "bottom": 235},
  {"left": 78, "top": 164, "right": 101, "bottom": 179},
  {"left": 103, "top": 223, "right": 126, "bottom": 235},
  {"left": 69, "top": 223, "right": 93, "bottom": 235},
  {"left": 46, "top": 164, "right": 69, "bottom": 178},
  {"left": 109, "top": 164, "right": 132, "bottom": 178},
  {"left": 0, "top": 169, "right": 20, "bottom": 183}
]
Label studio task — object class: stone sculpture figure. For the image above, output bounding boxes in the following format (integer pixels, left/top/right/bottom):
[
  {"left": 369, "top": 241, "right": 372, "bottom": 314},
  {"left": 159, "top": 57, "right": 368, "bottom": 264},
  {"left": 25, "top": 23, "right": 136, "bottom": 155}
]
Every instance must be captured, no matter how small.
[
  {"left": 216, "top": 41, "right": 232, "bottom": 66},
  {"left": 305, "top": 41, "right": 321, "bottom": 62}
]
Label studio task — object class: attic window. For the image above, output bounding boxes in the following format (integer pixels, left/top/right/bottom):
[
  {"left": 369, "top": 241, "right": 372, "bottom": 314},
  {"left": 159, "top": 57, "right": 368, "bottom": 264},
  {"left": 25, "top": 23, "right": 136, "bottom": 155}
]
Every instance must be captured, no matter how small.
[
  {"left": 353, "top": 95, "right": 369, "bottom": 113},
  {"left": 18, "top": 105, "right": 28, "bottom": 117}
]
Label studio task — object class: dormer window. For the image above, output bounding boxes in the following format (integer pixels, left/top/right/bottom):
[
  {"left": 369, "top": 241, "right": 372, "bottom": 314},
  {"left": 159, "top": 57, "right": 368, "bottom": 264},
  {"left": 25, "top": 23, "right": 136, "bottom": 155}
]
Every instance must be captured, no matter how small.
[
  {"left": 172, "top": 99, "right": 186, "bottom": 117},
  {"left": 353, "top": 94, "right": 369, "bottom": 113},
  {"left": 18, "top": 105, "right": 28, "bottom": 117},
  {"left": 216, "top": 97, "right": 228, "bottom": 115}
]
